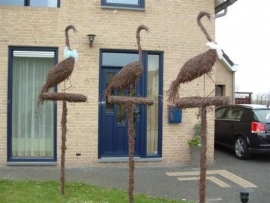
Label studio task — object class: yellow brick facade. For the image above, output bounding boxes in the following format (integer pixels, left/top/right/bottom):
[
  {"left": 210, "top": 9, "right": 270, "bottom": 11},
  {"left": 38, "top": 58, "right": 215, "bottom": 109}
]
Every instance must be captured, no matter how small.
[
  {"left": 0, "top": 0, "right": 231, "bottom": 167},
  {"left": 215, "top": 60, "right": 234, "bottom": 103}
]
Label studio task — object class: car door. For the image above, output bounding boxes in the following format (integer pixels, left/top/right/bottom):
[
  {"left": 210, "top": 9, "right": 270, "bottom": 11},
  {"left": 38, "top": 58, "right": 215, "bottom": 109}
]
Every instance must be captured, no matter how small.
[
  {"left": 223, "top": 107, "right": 245, "bottom": 146},
  {"left": 215, "top": 106, "right": 229, "bottom": 144}
]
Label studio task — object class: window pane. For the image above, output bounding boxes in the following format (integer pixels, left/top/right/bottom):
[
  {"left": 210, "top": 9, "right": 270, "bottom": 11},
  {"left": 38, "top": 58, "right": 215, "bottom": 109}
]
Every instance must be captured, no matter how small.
[
  {"left": 0, "top": 0, "right": 24, "bottom": 6},
  {"left": 12, "top": 57, "right": 55, "bottom": 158},
  {"left": 146, "top": 55, "right": 159, "bottom": 155},
  {"left": 254, "top": 110, "right": 270, "bottom": 123},
  {"left": 102, "top": 53, "right": 138, "bottom": 66},
  {"left": 215, "top": 107, "right": 227, "bottom": 119},
  {"left": 106, "top": 0, "right": 139, "bottom": 5},
  {"left": 105, "top": 72, "right": 115, "bottom": 113},
  {"left": 116, "top": 89, "right": 125, "bottom": 124},
  {"left": 30, "top": 0, "right": 58, "bottom": 7}
]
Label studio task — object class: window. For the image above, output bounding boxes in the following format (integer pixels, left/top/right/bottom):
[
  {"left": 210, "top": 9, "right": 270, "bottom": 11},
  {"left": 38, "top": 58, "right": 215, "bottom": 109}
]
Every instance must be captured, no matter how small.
[
  {"left": 215, "top": 107, "right": 227, "bottom": 119},
  {"left": 146, "top": 54, "right": 160, "bottom": 155},
  {"left": 226, "top": 108, "right": 243, "bottom": 120},
  {"left": 254, "top": 110, "right": 270, "bottom": 123},
  {"left": 101, "top": 0, "right": 144, "bottom": 9},
  {"left": 0, "top": 0, "right": 60, "bottom": 7},
  {"left": 215, "top": 85, "right": 225, "bottom": 96},
  {"left": 8, "top": 47, "right": 57, "bottom": 162}
]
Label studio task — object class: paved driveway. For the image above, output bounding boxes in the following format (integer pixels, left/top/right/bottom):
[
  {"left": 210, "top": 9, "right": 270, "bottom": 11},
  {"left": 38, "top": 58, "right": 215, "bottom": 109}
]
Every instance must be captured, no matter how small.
[{"left": 0, "top": 146, "right": 269, "bottom": 203}]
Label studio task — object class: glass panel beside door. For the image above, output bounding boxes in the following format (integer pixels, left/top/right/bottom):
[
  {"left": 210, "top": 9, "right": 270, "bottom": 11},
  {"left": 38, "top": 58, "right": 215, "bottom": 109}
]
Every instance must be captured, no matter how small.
[{"left": 146, "top": 54, "right": 160, "bottom": 155}]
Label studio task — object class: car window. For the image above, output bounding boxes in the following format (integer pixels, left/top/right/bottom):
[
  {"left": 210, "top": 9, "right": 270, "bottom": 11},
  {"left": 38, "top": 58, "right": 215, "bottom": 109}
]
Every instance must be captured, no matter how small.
[
  {"left": 253, "top": 110, "right": 270, "bottom": 123},
  {"left": 226, "top": 108, "right": 244, "bottom": 120},
  {"left": 215, "top": 107, "right": 227, "bottom": 119}
]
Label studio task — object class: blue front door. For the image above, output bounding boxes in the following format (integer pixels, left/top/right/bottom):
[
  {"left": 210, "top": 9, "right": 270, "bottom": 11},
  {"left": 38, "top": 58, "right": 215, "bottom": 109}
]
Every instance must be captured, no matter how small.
[
  {"left": 99, "top": 67, "right": 144, "bottom": 157},
  {"left": 98, "top": 51, "right": 163, "bottom": 159}
]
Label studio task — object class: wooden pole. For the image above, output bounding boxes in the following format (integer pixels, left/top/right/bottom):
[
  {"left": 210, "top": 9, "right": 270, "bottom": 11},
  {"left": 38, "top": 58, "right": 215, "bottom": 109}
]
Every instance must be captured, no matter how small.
[
  {"left": 127, "top": 104, "right": 135, "bottom": 203},
  {"left": 60, "top": 101, "right": 67, "bottom": 195},
  {"left": 199, "top": 106, "right": 207, "bottom": 203}
]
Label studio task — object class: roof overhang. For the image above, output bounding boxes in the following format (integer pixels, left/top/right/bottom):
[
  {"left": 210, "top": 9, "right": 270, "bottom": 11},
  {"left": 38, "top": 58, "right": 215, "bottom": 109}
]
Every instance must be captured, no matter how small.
[
  {"left": 215, "top": 0, "right": 238, "bottom": 14},
  {"left": 219, "top": 54, "right": 238, "bottom": 72}
]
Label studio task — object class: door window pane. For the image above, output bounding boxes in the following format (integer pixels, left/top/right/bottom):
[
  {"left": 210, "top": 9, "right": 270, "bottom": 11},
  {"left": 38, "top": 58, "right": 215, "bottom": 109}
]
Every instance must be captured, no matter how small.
[
  {"left": 116, "top": 89, "right": 125, "bottom": 124},
  {"left": 102, "top": 53, "right": 138, "bottom": 66},
  {"left": 0, "top": 0, "right": 24, "bottom": 6},
  {"left": 105, "top": 72, "right": 115, "bottom": 113},
  {"left": 146, "top": 55, "right": 159, "bottom": 155},
  {"left": 30, "top": 0, "right": 58, "bottom": 7},
  {"left": 11, "top": 57, "right": 55, "bottom": 158}
]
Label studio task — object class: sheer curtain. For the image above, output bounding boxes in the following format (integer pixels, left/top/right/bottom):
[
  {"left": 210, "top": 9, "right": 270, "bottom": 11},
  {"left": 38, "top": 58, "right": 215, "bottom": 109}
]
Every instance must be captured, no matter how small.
[
  {"left": 12, "top": 57, "right": 54, "bottom": 158},
  {"left": 147, "top": 55, "right": 159, "bottom": 155}
]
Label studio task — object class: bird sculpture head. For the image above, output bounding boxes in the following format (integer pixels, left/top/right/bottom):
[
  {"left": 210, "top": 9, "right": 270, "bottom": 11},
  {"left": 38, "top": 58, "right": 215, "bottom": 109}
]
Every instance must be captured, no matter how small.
[
  {"left": 65, "top": 25, "right": 78, "bottom": 34},
  {"left": 137, "top": 25, "right": 150, "bottom": 33},
  {"left": 198, "top": 11, "right": 215, "bottom": 22}
]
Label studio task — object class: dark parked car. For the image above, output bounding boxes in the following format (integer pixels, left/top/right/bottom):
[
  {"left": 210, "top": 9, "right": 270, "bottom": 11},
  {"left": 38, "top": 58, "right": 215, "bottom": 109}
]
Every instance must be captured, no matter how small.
[{"left": 215, "top": 104, "right": 270, "bottom": 159}]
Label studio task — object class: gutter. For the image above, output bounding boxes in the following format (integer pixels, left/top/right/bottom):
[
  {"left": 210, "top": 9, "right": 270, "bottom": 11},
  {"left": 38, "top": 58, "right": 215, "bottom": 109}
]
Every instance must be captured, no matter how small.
[
  {"left": 215, "top": 0, "right": 238, "bottom": 103},
  {"left": 215, "top": 8, "right": 228, "bottom": 18},
  {"left": 215, "top": 0, "right": 238, "bottom": 15},
  {"left": 220, "top": 56, "right": 238, "bottom": 104}
]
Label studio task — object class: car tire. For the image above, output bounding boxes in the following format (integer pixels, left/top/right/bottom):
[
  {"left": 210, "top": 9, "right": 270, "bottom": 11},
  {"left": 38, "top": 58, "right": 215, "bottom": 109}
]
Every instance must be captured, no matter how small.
[{"left": 234, "top": 136, "right": 250, "bottom": 159}]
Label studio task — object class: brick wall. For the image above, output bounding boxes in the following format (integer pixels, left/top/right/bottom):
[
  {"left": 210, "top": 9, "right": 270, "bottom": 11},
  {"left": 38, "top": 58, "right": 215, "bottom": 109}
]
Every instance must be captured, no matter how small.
[
  {"left": 0, "top": 0, "right": 217, "bottom": 166},
  {"left": 215, "top": 60, "right": 234, "bottom": 103}
]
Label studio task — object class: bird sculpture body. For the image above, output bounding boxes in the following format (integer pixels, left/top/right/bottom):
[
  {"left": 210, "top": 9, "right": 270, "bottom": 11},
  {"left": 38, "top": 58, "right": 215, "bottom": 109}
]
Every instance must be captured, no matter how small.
[
  {"left": 167, "top": 11, "right": 220, "bottom": 103},
  {"left": 38, "top": 25, "right": 77, "bottom": 104},
  {"left": 105, "top": 25, "right": 149, "bottom": 102}
]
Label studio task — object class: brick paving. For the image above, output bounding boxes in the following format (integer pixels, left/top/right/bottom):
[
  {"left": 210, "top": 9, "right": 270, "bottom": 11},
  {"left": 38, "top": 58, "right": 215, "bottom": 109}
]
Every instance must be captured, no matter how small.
[{"left": 0, "top": 146, "right": 269, "bottom": 203}]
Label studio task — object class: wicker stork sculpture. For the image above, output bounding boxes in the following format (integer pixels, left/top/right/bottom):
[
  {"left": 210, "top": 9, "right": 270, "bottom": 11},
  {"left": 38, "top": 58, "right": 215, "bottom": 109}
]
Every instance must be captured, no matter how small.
[
  {"left": 38, "top": 25, "right": 87, "bottom": 196},
  {"left": 105, "top": 25, "right": 153, "bottom": 203},
  {"left": 167, "top": 11, "right": 223, "bottom": 104},
  {"left": 167, "top": 12, "right": 230, "bottom": 203},
  {"left": 38, "top": 25, "right": 78, "bottom": 104},
  {"left": 105, "top": 25, "right": 149, "bottom": 102}
]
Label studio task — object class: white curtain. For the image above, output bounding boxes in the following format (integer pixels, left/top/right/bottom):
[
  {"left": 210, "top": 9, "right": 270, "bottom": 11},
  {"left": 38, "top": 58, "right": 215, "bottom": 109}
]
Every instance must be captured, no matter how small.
[
  {"left": 12, "top": 57, "right": 54, "bottom": 157},
  {"left": 147, "top": 55, "right": 159, "bottom": 155}
]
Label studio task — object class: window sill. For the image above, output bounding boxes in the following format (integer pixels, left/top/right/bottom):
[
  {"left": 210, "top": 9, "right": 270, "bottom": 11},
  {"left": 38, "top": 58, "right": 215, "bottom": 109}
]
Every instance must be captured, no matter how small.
[
  {"left": 101, "top": 5, "right": 145, "bottom": 11},
  {"left": 7, "top": 162, "right": 57, "bottom": 166},
  {"left": 98, "top": 157, "right": 162, "bottom": 163}
]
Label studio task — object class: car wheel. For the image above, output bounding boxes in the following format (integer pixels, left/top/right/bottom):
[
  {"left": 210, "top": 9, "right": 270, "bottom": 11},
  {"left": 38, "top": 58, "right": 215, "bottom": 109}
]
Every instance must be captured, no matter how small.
[{"left": 234, "top": 136, "right": 250, "bottom": 159}]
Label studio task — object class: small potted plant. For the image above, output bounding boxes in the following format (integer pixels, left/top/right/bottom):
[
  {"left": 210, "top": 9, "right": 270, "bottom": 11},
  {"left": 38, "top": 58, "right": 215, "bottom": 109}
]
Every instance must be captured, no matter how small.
[{"left": 188, "top": 123, "right": 201, "bottom": 167}]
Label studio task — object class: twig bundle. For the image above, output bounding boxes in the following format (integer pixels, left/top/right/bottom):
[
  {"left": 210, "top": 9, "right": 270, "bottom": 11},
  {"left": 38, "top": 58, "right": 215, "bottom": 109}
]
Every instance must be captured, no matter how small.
[
  {"left": 41, "top": 92, "right": 87, "bottom": 102},
  {"left": 108, "top": 96, "right": 153, "bottom": 105},
  {"left": 174, "top": 96, "right": 230, "bottom": 109}
]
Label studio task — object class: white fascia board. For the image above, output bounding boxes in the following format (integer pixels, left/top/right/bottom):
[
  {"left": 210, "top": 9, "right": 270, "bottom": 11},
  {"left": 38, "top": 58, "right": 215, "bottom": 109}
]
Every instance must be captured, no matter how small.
[{"left": 220, "top": 56, "right": 238, "bottom": 72}]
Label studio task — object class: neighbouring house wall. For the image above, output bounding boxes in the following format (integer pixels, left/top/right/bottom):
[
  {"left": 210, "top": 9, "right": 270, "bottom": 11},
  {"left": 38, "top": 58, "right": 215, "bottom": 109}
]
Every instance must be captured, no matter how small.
[
  {"left": 0, "top": 0, "right": 216, "bottom": 166},
  {"left": 215, "top": 60, "right": 234, "bottom": 103}
]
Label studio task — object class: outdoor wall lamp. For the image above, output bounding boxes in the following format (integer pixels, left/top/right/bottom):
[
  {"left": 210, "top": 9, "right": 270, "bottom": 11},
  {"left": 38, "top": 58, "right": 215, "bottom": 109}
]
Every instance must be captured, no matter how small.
[{"left": 87, "top": 34, "right": 96, "bottom": 48}]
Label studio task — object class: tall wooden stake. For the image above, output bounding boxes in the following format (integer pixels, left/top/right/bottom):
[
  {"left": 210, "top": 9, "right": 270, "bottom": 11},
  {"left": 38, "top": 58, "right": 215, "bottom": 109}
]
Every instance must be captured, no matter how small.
[
  {"left": 199, "top": 106, "right": 207, "bottom": 203},
  {"left": 127, "top": 104, "right": 135, "bottom": 203},
  {"left": 60, "top": 101, "right": 67, "bottom": 195}
]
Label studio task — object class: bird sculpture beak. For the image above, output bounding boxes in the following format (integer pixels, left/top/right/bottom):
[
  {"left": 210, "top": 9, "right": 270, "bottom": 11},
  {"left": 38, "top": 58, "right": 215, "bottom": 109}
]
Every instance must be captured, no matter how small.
[
  {"left": 73, "top": 28, "right": 79, "bottom": 34},
  {"left": 208, "top": 15, "right": 215, "bottom": 21}
]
